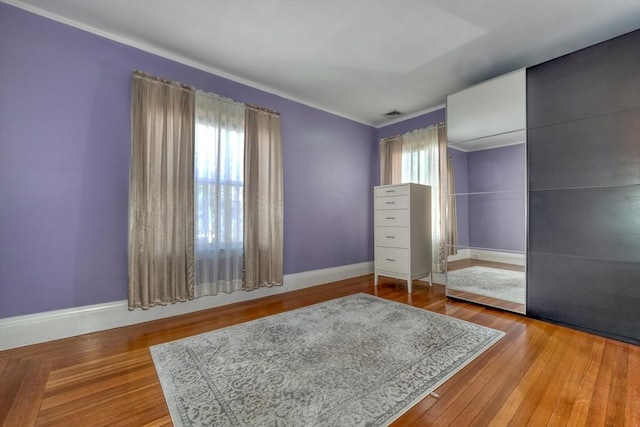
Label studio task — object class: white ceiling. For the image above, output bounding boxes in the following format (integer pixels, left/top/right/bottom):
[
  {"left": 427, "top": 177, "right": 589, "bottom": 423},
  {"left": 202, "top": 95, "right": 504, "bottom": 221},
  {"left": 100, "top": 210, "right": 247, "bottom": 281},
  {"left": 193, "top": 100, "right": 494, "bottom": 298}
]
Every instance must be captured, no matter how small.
[{"left": 8, "top": 0, "right": 640, "bottom": 126}]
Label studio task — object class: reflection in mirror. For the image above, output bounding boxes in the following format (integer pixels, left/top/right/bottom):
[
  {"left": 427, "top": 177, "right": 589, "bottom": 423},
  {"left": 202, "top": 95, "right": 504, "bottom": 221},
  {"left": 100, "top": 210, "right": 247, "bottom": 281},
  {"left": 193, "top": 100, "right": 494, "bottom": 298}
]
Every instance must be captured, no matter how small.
[{"left": 446, "top": 141, "right": 526, "bottom": 314}]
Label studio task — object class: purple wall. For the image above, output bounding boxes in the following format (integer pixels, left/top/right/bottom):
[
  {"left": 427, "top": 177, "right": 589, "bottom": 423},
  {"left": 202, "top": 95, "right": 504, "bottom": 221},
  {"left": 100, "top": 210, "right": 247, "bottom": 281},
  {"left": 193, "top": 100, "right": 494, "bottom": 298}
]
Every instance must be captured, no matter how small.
[
  {"left": 0, "top": 4, "right": 376, "bottom": 318},
  {"left": 467, "top": 144, "right": 526, "bottom": 193},
  {"left": 448, "top": 148, "right": 470, "bottom": 247},
  {"left": 466, "top": 144, "right": 526, "bottom": 252}
]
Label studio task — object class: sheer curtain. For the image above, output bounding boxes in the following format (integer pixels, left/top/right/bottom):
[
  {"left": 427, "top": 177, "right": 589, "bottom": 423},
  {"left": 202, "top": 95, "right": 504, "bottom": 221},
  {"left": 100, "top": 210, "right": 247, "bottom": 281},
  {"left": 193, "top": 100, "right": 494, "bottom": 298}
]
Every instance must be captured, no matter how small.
[
  {"left": 244, "top": 106, "right": 283, "bottom": 290},
  {"left": 447, "top": 156, "right": 458, "bottom": 256},
  {"left": 379, "top": 124, "right": 447, "bottom": 273},
  {"left": 128, "top": 71, "right": 195, "bottom": 309},
  {"left": 402, "top": 126, "right": 444, "bottom": 273},
  {"left": 194, "top": 91, "right": 246, "bottom": 297},
  {"left": 437, "top": 125, "right": 448, "bottom": 268}
]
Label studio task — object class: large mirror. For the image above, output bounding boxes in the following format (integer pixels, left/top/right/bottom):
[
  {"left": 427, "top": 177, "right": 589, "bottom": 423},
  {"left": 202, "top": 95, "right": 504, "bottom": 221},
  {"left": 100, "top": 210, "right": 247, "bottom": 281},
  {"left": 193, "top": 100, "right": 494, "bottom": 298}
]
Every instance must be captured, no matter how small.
[
  {"left": 445, "top": 140, "right": 526, "bottom": 313},
  {"left": 445, "top": 69, "right": 527, "bottom": 314}
]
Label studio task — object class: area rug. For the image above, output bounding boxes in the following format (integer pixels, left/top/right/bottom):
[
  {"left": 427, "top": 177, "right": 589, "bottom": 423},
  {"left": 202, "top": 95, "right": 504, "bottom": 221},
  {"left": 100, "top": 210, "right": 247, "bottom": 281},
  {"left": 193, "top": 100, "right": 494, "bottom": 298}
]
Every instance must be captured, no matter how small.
[
  {"left": 447, "top": 266, "right": 526, "bottom": 303},
  {"left": 150, "top": 293, "right": 504, "bottom": 426}
]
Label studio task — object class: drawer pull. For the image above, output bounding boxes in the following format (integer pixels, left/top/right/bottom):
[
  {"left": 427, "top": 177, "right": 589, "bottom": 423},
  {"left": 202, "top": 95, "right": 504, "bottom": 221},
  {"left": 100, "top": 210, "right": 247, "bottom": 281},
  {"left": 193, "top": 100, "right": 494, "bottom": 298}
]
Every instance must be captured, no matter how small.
[
  {"left": 385, "top": 236, "right": 395, "bottom": 239},
  {"left": 385, "top": 201, "right": 395, "bottom": 204},
  {"left": 385, "top": 190, "right": 396, "bottom": 193},
  {"left": 385, "top": 258, "right": 396, "bottom": 262},
  {"left": 385, "top": 217, "right": 395, "bottom": 220}
]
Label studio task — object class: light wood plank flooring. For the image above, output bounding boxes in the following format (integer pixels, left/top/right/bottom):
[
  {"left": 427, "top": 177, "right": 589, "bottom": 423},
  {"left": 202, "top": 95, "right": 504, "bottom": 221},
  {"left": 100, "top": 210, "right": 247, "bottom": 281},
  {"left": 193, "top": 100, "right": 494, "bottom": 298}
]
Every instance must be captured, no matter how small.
[{"left": 1, "top": 274, "right": 638, "bottom": 426}]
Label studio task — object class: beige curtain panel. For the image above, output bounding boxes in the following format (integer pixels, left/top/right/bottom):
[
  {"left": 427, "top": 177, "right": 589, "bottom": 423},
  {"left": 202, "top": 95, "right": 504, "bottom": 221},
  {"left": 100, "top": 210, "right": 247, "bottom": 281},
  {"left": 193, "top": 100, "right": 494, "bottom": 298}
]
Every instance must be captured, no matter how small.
[
  {"left": 379, "top": 135, "right": 402, "bottom": 185},
  {"left": 128, "top": 71, "right": 196, "bottom": 310},
  {"left": 243, "top": 106, "right": 284, "bottom": 290}
]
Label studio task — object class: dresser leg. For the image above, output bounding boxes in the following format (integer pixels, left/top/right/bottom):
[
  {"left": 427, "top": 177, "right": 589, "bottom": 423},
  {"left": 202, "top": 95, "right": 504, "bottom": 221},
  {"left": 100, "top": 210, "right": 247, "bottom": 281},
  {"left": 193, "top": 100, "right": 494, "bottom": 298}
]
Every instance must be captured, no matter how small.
[
  {"left": 374, "top": 273, "right": 378, "bottom": 288},
  {"left": 408, "top": 279, "right": 412, "bottom": 294}
]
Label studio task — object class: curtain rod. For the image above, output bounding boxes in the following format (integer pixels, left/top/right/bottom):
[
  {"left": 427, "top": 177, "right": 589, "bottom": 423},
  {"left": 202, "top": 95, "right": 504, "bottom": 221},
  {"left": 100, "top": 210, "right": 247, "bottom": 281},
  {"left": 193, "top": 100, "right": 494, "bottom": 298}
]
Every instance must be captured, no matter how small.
[
  {"left": 196, "top": 89, "right": 243, "bottom": 107},
  {"left": 132, "top": 69, "right": 195, "bottom": 91},
  {"left": 246, "top": 103, "right": 280, "bottom": 116},
  {"left": 133, "top": 70, "right": 281, "bottom": 115},
  {"left": 379, "top": 121, "right": 446, "bottom": 144},
  {"left": 196, "top": 91, "right": 282, "bottom": 116}
]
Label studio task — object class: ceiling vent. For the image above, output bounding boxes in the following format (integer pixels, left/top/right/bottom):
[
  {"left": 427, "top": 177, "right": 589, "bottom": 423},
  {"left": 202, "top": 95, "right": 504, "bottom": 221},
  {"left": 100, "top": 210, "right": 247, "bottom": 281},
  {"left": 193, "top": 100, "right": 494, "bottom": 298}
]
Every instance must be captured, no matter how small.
[{"left": 383, "top": 110, "right": 404, "bottom": 117}]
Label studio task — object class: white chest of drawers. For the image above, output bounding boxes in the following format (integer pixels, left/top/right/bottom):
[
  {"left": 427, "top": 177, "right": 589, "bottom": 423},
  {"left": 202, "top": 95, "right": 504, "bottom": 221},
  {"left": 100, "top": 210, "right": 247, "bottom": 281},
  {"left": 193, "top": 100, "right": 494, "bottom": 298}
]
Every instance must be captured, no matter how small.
[{"left": 374, "top": 183, "right": 432, "bottom": 293}]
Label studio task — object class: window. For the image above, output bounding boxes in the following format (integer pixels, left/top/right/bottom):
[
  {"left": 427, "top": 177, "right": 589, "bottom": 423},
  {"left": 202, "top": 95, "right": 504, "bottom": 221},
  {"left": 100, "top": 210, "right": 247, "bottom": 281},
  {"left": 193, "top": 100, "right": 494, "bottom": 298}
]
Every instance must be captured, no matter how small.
[
  {"left": 129, "top": 71, "right": 283, "bottom": 307},
  {"left": 195, "top": 124, "right": 244, "bottom": 250}
]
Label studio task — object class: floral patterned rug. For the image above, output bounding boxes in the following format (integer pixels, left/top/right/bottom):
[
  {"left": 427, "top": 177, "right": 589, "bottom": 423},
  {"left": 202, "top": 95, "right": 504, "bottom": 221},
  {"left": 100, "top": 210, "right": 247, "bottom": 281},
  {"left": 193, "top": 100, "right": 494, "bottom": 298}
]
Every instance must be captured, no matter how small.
[{"left": 150, "top": 293, "right": 504, "bottom": 426}]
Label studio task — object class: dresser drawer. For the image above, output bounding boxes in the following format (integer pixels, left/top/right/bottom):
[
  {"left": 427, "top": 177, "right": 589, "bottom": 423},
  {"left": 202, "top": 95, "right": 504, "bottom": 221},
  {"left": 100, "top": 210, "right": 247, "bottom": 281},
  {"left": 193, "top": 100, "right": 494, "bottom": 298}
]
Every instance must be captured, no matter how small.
[
  {"left": 375, "top": 247, "right": 408, "bottom": 273},
  {"left": 375, "top": 209, "right": 409, "bottom": 227},
  {"left": 375, "top": 185, "right": 409, "bottom": 198},
  {"left": 375, "top": 226, "right": 409, "bottom": 248},
  {"left": 375, "top": 195, "right": 408, "bottom": 210}
]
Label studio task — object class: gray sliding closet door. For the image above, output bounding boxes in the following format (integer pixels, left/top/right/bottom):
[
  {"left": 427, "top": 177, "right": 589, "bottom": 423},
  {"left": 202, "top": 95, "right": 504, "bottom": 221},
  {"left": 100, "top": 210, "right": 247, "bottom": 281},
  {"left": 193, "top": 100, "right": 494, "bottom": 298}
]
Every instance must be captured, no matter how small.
[{"left": 526, "top": 30, "right": 640, "bottom": 344}]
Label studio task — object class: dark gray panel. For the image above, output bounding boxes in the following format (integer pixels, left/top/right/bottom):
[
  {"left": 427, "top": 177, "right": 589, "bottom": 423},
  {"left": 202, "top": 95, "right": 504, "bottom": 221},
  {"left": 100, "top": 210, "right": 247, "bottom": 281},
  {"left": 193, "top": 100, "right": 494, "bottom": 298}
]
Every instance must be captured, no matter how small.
[
  {"left": 529, "top": 185, "right": 640, "bottom": 262},
  {"left": 527, "top": 252, "right": 640, "bottom": 343},
  {"left": 528, "top": 108, "right": 640, "bottom": 190},
  {"left": 527, "top": 30, "right": 640, "bottom": 129}
]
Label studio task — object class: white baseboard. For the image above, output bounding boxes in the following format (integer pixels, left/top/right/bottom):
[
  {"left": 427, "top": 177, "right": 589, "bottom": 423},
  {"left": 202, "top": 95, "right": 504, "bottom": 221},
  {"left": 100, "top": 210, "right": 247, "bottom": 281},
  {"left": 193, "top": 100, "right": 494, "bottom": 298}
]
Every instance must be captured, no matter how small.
[
  {"left": 470, "top": 249, "right": 526, "bottom": 266},
  {"left": 0, "top": 261, "right": 373, "bottom": 351},
  {"left": 446, "top": 248, "right": 471, "bottom": 262},
  {"left": 448, "top": 249, "right": 525, "bottom": 266}
]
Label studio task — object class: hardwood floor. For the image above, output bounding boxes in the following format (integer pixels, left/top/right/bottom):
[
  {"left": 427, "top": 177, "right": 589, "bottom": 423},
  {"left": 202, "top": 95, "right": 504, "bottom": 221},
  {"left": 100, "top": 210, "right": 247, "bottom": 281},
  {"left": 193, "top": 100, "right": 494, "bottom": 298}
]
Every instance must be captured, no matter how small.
[{"left": 1, "top": 274, "right": 638, "bottom": 426}]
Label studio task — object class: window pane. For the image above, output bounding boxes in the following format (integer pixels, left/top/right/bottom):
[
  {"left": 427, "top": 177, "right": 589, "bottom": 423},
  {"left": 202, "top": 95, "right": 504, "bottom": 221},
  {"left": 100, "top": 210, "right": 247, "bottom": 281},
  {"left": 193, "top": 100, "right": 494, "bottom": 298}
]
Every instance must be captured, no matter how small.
[{"left": 194, "top": 121, "right": 244, "bottom": 249}]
